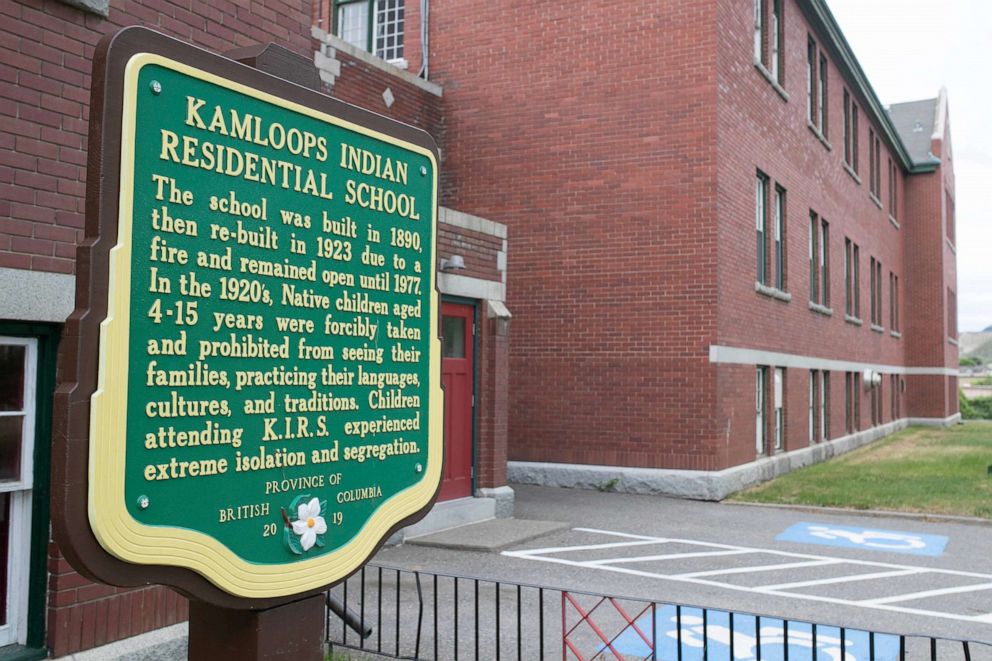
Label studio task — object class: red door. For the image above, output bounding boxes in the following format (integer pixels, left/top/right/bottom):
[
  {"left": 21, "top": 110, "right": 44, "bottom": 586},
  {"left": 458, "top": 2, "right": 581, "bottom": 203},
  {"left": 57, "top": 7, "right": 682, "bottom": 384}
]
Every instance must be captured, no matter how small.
[{"left": 439, "top": 302, "right": 474, "bottom": 501}]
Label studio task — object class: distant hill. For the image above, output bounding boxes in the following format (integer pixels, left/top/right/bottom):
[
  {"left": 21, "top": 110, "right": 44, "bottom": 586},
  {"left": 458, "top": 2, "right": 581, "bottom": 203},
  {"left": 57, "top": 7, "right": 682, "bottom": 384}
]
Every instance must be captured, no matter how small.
[
  {"left": 961, "top": 332, "right": 992, "bottom": 363},
  {"left": 985, "top": 325, "right": 992, "bottom": 333}
]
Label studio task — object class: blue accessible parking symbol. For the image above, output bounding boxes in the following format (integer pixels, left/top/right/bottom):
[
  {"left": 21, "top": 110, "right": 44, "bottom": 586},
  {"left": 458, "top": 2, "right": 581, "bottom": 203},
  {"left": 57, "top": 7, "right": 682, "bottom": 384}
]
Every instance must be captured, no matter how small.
[
  {"left": 776, "top": 522, "right": 948, "bottom": 557},
  {"left": 606, "top": 606, "right": 900, "bottom": 660}
]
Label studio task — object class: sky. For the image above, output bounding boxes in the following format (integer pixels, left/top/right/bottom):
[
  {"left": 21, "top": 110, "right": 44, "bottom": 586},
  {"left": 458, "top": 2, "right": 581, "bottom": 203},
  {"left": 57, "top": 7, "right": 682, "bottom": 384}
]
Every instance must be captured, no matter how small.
[{"left": 826, "top": 0, "right": 991, "bottom": 333}]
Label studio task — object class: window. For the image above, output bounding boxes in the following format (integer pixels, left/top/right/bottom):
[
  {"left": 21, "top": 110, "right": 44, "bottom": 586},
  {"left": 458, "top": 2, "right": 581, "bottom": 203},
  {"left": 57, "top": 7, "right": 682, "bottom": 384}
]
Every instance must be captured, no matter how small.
[
  {"left": 889, "top": 272, "right": 899, "bottom": 332},
  {"left": 948, "top": 288, "right": 957, "bottom": 340},
  {"left": 819, "top": 219, "right": 829, "bottom": 307},
  {"left": 845, "top": 371, "right": 861, "bottom": 433},
  {"left": 869, "top": 257, "right": 883, "bottom": 327},
  {"left": 754, "top": 0, "right": 764, "bottom": 65},
  {"left": 890, "top": 374, "right": 900, "bottom": 419},
  {"left": 0, "top": 337, "right": 38, "bottom": 647},
  {"left": 844, "top": 238, "right": 861, "bottom": 318},
  {"left": 336, "top": 0, "right": 405, "bottom": 62},
  {"left": 755, "top": 0, "right": 784, "bottom": 84},
  {"left": 756, "top": 173, "right": 768, "bottom": 285},
  {"left": 809, "top": 212, "right": 829, "bottom": 308},
  {"left": 756, "top": 366, "right": 768, "bottom": 455},
  {"left": 770, "top": 0, "right": 782, "bottom": 81},
  {"left": 774, "top": 185, "right": 786, "bottom": 290},
  {"left": 843, "top": 90, "right": 851, "bottom": 165},
  {"left": 868, "top": 130, "right": 881, "bottom": 199},
  {"left": 806, "top": 39, "right": 828, "bottom": 136},
  {"left": 774, "top": 368, "right": 785, "bottom": 451},
  {"left": 807, "top": 38, "right": 816, "bottom": 124},
  {"left": 851, "top": 104, "right": 859, "bottom": 173},
  {"left": 888, "top": 158, "right": 898, "bottom": 220},
  {"left": 821, "top": 371, "right": 829, "bottom": 441},
  {"left": 946, "top": 188, "right": 956, "bottom": 244},
  {"left": 870, "top": 377, "right": 883, "bottom": 427},
  {"left": 810, "top": 370, "right": 829, "bottom": 444},
  {"left": 818, "top": 53, "right": 828, "bottom": 136}
]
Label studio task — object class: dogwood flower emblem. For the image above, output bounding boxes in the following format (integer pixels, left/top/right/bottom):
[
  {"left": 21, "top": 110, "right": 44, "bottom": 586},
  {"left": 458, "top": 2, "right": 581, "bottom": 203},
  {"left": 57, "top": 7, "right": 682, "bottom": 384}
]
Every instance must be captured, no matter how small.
[{"left": 291, "top": 497, "right": 327, "bottom": 552}]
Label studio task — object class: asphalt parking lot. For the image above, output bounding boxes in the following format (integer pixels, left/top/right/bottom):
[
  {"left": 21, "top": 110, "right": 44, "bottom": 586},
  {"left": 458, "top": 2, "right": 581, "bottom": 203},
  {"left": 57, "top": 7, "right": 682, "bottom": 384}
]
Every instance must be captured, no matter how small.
[{"left": 374, "top": 484, "right": 992, "bottom": 648}]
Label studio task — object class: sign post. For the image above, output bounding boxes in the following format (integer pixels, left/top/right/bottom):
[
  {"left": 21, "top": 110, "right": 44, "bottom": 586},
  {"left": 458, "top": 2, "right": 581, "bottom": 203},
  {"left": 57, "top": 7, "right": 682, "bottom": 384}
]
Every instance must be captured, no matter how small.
[{"left": 52, "top": 26, "right": 442, "bottom": 658}]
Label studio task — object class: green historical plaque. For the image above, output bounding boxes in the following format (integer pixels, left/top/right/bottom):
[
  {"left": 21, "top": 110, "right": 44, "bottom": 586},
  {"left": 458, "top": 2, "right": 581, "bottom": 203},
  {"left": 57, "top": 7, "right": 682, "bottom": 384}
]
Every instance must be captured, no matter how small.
[{"left": 54, "top": 29, "right": 442, "bottom": 603}]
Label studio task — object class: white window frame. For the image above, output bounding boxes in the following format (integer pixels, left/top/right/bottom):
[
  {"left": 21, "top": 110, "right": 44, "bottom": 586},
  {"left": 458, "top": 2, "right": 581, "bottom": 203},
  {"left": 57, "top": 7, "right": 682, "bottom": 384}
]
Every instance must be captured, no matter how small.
[
  {"left": 774, "top": 367, "right": 784, "bottom": 451},
  {"left": 820, "top": 371, "right": 829, "bottom": 441},
  {"left": 773, "top": 186, "right": 785, "bottom": 290},
  {"left": 808, "top": 370, "right": 816, "bottom": 444},
  {"left": 754, "top": 0, "right": 764, "bottom": 64},
  {"left": 770, "top": 0, "right": 781, "bottom": 80},
  {"left": 756, "top": 173, "right": 768, "bottom": 285},
  {"left": 0, "top": 336, "right": 38, "bottom": 647},
  {"left": 756, "top": 367, "right": 766, "bottom": 455}
]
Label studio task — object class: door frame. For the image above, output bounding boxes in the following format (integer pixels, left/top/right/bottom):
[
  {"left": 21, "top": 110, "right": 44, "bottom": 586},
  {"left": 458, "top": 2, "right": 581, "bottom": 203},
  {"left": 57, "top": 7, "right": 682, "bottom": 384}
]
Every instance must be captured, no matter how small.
[
  {"left": 440, "top": 296, "right": 478, "bottom": 497},
  {"left": 0, "top": 321, "right": 59, "bottom": 657}
]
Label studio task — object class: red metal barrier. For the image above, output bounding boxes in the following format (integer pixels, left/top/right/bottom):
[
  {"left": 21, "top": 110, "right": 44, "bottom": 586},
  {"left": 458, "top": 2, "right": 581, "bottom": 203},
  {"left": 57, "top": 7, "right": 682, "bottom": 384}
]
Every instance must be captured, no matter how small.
[{"left": 562, "top": 591, "right": 654, "bottom": 660}]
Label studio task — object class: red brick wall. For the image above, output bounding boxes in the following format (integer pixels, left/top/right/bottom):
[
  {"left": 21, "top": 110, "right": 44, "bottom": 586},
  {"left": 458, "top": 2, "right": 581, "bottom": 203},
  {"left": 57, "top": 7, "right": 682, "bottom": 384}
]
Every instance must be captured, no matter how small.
[
  {"left": 711, "top": 0, "right": 957, "bottom": 465},
  {"left": 428, "top": 0, "right": 722, "bottom": 470},
  {"left": 712, "top": 0, "right": 919, "bottom": 463},
  {"left": 475, "top": 313, "right": 509, "bottom": 488},
  {"left": 47, "top": 545, "right": 188, "bottom": 657},
  {"left": 437, "top": 224, "right": 501, "bottom": 282},
  {"left": 319, "top": 48, "right": 443, "bottom": 145},
  {"left": 0, "top": 0, "right": 312, "bottom": 275},
  {"left": 1, "top": 0, "right": 312, "bottom": 655}
]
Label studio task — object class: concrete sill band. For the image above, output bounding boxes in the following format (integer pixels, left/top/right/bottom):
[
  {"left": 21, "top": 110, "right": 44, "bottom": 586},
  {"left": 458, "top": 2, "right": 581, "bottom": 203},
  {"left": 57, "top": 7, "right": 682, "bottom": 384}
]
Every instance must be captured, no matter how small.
[{"left": 508, "top": 414, "right": 961, "bottom": 502}]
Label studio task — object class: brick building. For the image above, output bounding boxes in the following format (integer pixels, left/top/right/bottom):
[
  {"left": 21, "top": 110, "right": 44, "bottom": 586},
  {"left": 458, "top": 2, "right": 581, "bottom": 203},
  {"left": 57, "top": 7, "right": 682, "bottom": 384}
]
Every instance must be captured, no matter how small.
[
  {"left": 0, "top": 0, "right": 957, "bottom": 657},
  {"left": 419, "top": 0, "right": 955, "bottom": 496},
  {"left": 0, "top": 0, "right": 509, "bottom": 657}
]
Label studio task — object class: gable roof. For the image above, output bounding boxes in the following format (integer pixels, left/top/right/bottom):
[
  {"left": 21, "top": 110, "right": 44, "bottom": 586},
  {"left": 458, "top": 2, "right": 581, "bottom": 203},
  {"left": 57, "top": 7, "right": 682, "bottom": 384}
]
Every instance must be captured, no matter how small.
[{"left": 887, "top": 97, "right": 941, "bottom": 165}]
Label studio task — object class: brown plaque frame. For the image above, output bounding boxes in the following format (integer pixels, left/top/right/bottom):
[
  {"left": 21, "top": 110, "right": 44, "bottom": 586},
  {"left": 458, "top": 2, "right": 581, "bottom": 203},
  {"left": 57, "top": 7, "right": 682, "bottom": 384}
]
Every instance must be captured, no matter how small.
[{"left": 52, "top": 26, "right": 443, "bottom": 609}]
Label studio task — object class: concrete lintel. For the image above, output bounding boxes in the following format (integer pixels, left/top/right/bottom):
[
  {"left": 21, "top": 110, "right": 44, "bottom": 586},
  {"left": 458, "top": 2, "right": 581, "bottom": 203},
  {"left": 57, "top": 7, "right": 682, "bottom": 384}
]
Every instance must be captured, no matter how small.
[
  {"left": 509, "top": 419, "right": 910, "bottom": 502},
  {"left": 438, "top": 273, "right": 505, "bottom": 302},
  {"left": 0, "top": 268, "right": 75, "bottom": 323},
  {"left": 440, "top": 206, "right": 508, "bottom": 239}
]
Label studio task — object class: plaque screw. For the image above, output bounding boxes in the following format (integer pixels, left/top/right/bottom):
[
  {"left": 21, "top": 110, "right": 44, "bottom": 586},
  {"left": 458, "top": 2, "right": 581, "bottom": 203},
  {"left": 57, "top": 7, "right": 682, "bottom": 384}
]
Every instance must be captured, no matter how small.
[
  {"left": 149, "top": 80, "right": 162, "bottom": 95},
  {"left": 419, "top": 165, "right": 427, "bottom": 176},
  {"left": 137, "top": 495, "right": 150, "bottom": 510},
  {"left": 415, "top": 463, "right": 423, "bottom": 473}
]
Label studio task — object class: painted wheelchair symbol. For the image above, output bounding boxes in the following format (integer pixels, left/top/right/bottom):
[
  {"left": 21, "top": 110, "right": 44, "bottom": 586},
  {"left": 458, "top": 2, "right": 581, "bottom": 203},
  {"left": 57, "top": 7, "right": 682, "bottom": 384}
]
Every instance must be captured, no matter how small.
[
  {"left": 806, "top": 525, "right": 927, "bottom": 551},
  {"left": 666, "top": 615, "right": 855, "bottom": 661}
]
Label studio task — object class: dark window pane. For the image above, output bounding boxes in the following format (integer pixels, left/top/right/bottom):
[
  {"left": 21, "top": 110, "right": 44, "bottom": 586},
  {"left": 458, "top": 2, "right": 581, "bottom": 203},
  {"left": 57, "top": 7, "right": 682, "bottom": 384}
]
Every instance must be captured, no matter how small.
[
  {"left": 0, "top": 346, "right": 25, "bottom": 411},
  {"left": 0, "top": 416, "right": 23, "bottom": 481},
  {"left": 442, "top": 316, "right": 466, "bottom": 358},
  {"left": 0, "top": 492, "right": 8, "bottom": 625}
]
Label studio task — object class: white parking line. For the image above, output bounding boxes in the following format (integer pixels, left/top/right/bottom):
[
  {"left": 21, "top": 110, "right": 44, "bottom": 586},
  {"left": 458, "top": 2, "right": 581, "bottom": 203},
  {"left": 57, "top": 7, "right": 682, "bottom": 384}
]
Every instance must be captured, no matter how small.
[
  {"left": 503, "top": 527, "right": 992, "bottom": 625},
  {"left": 863, "top": 582, "right": 992, "bottom": 606},
  {"left": 675, "top": 559, "right": 842, "bottom": 579},
  {"left": 586, "top": 549, "right": 752, "bottom": 566},
  {"left": 761, "top": 568, "right": 922, "bottom": 591}
]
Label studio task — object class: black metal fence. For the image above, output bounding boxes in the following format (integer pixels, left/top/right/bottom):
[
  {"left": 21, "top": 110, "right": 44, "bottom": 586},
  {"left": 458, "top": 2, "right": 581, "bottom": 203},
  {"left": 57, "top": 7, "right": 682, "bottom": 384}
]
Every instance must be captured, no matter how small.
[{"left": 326, "top": 563, "right": 992, "bottom": 660}]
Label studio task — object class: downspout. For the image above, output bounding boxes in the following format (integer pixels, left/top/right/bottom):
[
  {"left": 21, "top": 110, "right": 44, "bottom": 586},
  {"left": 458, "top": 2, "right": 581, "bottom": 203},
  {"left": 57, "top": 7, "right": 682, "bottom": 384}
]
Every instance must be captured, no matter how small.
[{"left": 418, "top": 0, "right": 429, "bottom": 79}]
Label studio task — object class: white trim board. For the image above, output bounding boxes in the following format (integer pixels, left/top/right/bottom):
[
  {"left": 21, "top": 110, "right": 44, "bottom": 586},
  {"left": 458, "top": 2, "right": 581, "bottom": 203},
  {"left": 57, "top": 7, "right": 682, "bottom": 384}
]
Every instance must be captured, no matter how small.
[{"left": 709, "top": 344, "right": 957, "bottom": 377}]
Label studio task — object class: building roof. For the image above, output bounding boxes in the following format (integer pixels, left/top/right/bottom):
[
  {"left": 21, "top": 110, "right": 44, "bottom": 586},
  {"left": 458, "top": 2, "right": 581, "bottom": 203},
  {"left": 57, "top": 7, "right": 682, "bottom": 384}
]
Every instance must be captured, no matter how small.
[
  {"left": 802, "top": 1, "right": 942, "bottom": 173},
  {"left": 888, "top": 97, "right": 941, "bottom": 165}
]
